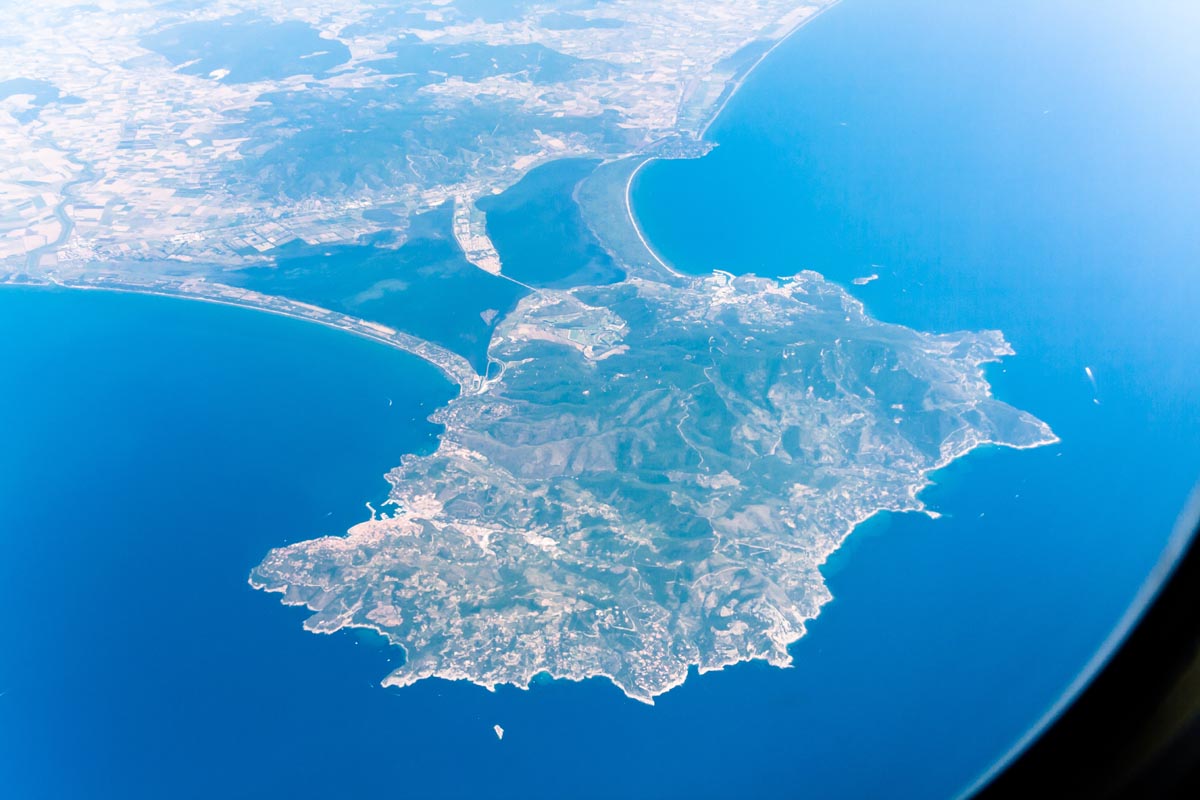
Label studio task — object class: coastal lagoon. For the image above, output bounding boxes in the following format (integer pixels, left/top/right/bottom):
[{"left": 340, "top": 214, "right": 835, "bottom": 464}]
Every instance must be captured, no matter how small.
[{"left": 3, "top": 1, "right": 1198, "bottom": 798}]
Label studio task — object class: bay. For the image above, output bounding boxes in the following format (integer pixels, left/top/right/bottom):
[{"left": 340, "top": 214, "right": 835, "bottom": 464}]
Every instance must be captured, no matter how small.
[
  {"left": 4, "top": 1, "right": 1200, "bottom": 797},
  {"left": 631, "top": 0, "right": 1200, "bottom": 794}
]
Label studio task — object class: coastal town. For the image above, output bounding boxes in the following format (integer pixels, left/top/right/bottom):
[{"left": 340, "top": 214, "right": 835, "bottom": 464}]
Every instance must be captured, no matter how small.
[
  {"left": 1, "top": 0, "right": 832, "bottom": 281},
  {"left": 10, "top": 0, "right": 1050, "bottom": 707}
]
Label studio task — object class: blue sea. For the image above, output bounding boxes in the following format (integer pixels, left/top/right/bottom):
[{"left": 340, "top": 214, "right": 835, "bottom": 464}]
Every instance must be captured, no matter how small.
[{"left": 3, "top": 1, "right": 1199, "bottom": 798}]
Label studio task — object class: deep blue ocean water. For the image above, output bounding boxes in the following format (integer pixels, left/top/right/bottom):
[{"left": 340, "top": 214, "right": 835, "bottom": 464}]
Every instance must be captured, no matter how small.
[
  {"left": 3, "top": 1, "right": 1199, "bottom": 798},
  {"left": 631, "top": 0, "right": 1200, "bottom": 792}
]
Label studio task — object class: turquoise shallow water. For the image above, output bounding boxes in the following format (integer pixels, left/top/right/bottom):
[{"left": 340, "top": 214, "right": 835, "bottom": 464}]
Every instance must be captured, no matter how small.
[{"left": 3, "top": 1, "right": 1199, "bottom": 798}]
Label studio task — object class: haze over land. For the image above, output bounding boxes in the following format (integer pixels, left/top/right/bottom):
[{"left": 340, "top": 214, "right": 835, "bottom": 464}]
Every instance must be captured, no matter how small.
[
  {"left": 1, "top": 0, "right": 825, "bottom": 280},
  {"left": 0, "top": 0, "right": 1058, "bottom": 701}
]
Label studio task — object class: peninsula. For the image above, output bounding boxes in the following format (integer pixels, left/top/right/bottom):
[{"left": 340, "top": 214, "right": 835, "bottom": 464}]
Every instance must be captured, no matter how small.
[{"left": 1, "top": 0, "right": 1059, "bottom": 703}]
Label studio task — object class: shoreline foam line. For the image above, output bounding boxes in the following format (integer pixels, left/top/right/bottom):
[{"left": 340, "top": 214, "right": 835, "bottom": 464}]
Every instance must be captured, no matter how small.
[
  {"left": 10, "top": 4, "right": 839, "bottom": 354},
  {"left": 624, "top": 1, "right": 843, "bottom": 278},
  {"left": 698, "top": 0, "right": 843, "bottom": 140},
  {"left": 0, "top": 280, "right": 478, "bottom": 393},
  {"left": 623, "top": 156, "right": 683, "bottom": 278}
]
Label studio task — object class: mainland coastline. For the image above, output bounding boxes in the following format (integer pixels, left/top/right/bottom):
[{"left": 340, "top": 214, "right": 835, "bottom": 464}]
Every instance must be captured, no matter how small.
[
  {"left": 1, "top": 3, "right": 841, "bottom": 384},
  {"left": 3, "top": 0, "right": 1059, "bottom": 705},
  {"left": 617, "top": 0, "right": 843, "bottom": 280}
]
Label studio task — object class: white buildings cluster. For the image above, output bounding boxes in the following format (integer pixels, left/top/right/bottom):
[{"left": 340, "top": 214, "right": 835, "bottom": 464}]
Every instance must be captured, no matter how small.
[{"left": 0, "top": 0, "right": 828, "bottom": 278}]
